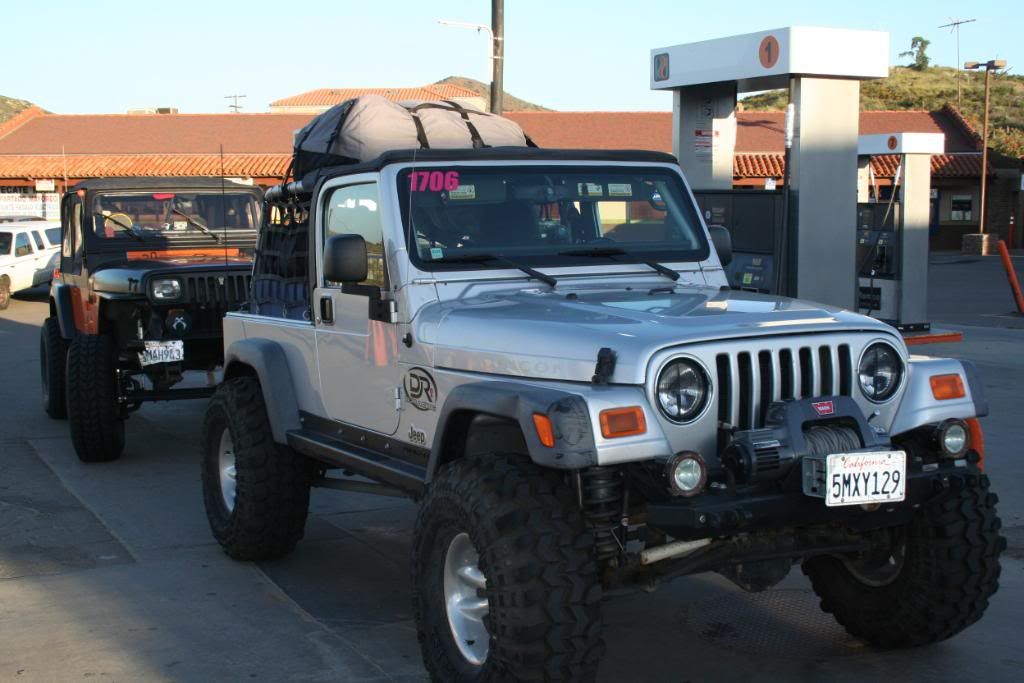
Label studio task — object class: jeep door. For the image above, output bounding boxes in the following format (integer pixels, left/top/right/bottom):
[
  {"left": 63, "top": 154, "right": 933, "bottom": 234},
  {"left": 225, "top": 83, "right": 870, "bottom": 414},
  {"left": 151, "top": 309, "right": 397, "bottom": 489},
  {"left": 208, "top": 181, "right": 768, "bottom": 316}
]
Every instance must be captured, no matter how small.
[{"left": 313, "top": 177, "right": 401, "bottom": 435}]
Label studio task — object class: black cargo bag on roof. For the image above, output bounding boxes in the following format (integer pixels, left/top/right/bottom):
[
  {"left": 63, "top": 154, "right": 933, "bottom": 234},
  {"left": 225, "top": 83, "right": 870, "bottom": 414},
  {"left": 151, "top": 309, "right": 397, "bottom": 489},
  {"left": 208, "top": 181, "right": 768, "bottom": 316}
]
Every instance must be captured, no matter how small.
[{"left": 291, "top": 94, "right": 535, "bottom": 178}]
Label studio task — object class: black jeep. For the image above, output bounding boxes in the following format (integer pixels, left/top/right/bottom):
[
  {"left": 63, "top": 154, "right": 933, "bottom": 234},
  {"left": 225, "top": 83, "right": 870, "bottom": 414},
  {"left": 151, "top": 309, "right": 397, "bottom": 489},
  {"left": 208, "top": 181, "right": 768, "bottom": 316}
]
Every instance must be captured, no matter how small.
[{"left": 41, "top": 177, "right": 263, "bottom": 462}]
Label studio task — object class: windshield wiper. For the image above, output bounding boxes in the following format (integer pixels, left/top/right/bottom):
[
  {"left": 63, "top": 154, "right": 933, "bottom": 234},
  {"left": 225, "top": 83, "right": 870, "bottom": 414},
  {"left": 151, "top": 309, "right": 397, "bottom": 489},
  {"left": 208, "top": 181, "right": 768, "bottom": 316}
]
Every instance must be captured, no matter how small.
[
  {"left": 558, "top": 247, "right": 680, "bottom": 282},
  {"left": 171, "top": 208, "right": 220, "bottom": 242},
  {"left": 95, "top": 213, "right": 145, "bottom": 242},
  {"left": 434, "top": 252, "right": 557, "bottom": 288}
]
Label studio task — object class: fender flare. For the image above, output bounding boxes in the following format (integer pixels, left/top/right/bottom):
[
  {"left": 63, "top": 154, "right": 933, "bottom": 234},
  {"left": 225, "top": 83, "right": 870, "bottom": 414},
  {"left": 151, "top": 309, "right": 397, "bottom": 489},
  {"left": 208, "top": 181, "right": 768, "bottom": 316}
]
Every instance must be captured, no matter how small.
[
  {"left": 889, "top": 357, "right": 988, "bottom": 436},
  {"left": 427, "top": 381, "right": 598, "bottom": 481},
  {"left": 223, "top": 338, "right": 301, "bottom": 444},
  {"left": 52, "top": 284, "right": 77, "bottom": 339}
]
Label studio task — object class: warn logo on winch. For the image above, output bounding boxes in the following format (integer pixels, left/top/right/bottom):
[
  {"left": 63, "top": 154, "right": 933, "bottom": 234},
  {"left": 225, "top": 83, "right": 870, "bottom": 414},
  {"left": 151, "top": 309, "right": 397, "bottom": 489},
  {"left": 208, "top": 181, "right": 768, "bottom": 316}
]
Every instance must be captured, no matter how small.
[{"left": 812, "top": 400, "right": 835, "bottom": 417}]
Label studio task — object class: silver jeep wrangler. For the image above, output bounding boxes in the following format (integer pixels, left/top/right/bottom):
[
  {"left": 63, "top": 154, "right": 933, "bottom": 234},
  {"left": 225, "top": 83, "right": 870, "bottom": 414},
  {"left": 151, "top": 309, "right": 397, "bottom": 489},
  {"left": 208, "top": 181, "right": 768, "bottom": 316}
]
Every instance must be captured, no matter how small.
[{"left": 202, "top": 148, "right": 1003, "bottom": 682}]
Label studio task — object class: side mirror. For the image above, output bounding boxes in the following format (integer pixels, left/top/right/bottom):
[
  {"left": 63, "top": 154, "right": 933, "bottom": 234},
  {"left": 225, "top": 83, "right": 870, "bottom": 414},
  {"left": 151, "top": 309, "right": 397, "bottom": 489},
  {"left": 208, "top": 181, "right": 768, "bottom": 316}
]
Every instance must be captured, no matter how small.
[
  {"left": 708, "top": 225, "right": 732, "bottom": 267},
  {"left": 324, "top": 234, "right": 368, "bottom": 283}
]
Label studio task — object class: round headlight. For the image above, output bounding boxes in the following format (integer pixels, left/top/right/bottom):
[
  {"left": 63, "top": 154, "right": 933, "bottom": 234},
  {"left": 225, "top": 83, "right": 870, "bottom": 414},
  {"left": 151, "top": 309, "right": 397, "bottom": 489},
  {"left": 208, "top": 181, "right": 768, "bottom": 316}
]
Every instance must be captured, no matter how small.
[
  {"left": 656, "top": 359, "right": 710, "bottom": 423},
  {"left": 150, "top": 278, "right": 182, "bottom": 301},
  {"left": 858, "top": 342, "right": 903, "bottom": 402}
]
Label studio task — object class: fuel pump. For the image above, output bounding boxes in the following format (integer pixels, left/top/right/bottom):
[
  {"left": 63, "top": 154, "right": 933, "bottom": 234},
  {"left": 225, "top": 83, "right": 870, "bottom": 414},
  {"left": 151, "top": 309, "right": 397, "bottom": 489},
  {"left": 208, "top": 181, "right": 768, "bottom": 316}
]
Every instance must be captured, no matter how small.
[{"left": 855, "top": 133, "right": 943, "bottom": 330}]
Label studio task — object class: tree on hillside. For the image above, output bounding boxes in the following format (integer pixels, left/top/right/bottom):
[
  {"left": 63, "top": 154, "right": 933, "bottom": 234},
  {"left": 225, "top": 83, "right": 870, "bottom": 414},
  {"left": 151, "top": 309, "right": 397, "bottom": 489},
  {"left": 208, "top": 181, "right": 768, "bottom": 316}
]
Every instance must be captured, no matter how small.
[{"left": 900, "top": 36, "right": 931, "bottom": 71}]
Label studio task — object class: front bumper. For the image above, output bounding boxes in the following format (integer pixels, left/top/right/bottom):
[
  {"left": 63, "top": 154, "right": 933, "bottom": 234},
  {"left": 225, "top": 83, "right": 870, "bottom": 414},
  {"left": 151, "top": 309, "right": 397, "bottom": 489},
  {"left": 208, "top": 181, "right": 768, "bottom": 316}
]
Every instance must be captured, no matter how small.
[{"left": 648, "top": 457, "right": 980, "bottom": 540}]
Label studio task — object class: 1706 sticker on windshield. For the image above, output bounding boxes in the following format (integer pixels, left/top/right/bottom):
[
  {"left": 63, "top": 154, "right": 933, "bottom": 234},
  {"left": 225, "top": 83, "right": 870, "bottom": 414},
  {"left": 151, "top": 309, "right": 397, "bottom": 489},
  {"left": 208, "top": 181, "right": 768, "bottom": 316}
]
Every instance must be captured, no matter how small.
[{"left": 409, "top": 170, "right": 460, "bottom": 192}]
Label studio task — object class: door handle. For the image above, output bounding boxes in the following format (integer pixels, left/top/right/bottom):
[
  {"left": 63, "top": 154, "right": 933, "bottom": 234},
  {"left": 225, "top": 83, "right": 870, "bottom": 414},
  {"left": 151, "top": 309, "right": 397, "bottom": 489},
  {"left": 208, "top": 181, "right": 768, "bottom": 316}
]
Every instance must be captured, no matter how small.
[{"left": 320, "top": 296, "right": 334, "bottom": 324}]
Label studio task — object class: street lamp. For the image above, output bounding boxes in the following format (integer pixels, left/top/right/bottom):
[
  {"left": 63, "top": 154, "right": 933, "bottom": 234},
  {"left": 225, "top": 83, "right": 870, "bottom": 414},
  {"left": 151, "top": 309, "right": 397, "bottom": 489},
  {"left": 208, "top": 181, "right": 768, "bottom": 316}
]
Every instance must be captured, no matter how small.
[
  {"left": 963, "top": 59, "right": 1007, "bottom": 235},
  {"left": 438, "top": 2, "right": 504, "bottom": 115}
]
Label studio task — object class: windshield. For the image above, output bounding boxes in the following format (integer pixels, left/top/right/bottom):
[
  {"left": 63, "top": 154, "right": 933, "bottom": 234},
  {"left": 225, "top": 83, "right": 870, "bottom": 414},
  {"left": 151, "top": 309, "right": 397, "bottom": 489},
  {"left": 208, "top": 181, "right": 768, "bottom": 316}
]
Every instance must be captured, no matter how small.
[
  {"left": 90, "top": 191, "right": 261, "bottom": 240},
  {"left": 398, "top": 165, "right": 708, "bottom": 271},
  {"left": 0, "top": 232, "right": 10, "bottom": 256}
]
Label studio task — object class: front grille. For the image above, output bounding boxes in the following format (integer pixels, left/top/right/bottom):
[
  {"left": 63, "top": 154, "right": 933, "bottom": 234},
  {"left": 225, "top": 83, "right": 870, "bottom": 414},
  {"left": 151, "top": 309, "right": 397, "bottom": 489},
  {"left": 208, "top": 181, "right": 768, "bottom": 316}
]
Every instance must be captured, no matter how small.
[
  {"left": 180, "top": 273, "right": 251, "bottom": 307},
  {"left": 715, "top": 343, "right": 854, "bottom": 430}
]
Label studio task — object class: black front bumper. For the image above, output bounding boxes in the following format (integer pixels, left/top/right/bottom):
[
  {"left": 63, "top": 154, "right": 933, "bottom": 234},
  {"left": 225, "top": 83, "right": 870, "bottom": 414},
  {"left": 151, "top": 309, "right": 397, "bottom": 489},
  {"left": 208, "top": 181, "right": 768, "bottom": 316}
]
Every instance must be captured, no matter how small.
[{"left": 648, "top": 458, "right": 980, "bottom": 540}]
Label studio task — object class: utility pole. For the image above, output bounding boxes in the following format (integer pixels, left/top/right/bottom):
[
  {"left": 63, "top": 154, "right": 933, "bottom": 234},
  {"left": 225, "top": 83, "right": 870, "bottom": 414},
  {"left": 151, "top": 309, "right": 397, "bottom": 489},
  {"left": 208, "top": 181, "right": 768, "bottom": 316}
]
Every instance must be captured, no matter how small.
[
  {"left": 964, "top": 59, "right": 1007, "bottom": 235},
  {"left": 490, "top": 0, "right": 504, "bottom": 115},
  {"left": 224, "top": 94, "right": 247, "bottom": 113},
  {"left": 939, "top": 18, "right": 975, "bottom": 109}
]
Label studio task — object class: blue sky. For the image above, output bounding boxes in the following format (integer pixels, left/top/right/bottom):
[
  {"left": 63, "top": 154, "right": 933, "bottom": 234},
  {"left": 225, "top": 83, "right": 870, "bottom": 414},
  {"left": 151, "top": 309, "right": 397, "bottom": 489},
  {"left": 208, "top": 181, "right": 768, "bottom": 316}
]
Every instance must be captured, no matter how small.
[{"left": 3, "top": 0, "right": 1018, "bottom": 114}]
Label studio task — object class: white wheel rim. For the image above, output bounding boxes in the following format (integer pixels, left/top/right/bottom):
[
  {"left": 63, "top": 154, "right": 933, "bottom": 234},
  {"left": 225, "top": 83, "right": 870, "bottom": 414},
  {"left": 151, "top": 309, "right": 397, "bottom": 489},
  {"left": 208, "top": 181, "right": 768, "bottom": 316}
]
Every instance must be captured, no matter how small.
[
  {"left": 218, "top": 428, "right": 237, "bottom": 513},
  {"left": 443, "top": 532, "right": 490, "bottom": 665}
]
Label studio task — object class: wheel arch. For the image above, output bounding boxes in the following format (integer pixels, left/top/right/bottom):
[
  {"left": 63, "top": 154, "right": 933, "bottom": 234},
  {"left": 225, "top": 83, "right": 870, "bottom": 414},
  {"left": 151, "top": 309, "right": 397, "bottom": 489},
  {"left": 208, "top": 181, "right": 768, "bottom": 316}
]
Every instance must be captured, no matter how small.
[
  {"left": 51, "top": 284, "right": 77, "bottom": 339},
  {"left": 425, "top": 382, "right": 598, "bottom": 482},
  {"left": 222, "top": 339, "right": 301, "bottom": 444}
]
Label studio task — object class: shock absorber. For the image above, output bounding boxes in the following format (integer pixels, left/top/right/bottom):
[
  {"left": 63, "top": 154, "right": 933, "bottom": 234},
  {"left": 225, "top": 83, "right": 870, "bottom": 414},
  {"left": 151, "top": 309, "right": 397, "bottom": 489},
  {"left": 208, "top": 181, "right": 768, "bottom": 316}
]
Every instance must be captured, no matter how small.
[{"left": 579, "top": 466, "right": 624, "bottom": 560}]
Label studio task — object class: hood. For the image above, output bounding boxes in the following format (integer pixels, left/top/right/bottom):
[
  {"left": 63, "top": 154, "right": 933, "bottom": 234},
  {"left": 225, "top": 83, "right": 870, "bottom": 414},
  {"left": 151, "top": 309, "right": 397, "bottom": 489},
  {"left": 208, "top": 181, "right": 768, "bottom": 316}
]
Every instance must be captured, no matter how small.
[
  {"left": 90, "top": 256, "right": 252, "bottom": 295},
  {"left": 419, "top": 283, "right": 897, "bottom": 384}
]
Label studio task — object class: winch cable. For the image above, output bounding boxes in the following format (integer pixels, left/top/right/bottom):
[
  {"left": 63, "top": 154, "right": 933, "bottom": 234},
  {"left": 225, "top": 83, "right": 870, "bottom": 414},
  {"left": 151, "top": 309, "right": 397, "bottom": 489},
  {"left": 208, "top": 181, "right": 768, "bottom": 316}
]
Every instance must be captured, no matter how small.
[{"left": 803, "top": 425, "right": 862, "bottom": 458}]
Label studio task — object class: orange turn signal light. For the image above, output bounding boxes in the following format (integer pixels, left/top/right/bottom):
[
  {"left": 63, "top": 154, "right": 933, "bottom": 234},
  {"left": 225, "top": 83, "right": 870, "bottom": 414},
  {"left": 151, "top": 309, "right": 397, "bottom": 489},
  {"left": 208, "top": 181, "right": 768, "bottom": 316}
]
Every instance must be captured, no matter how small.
[
  {"left": 532, "top": 413, "right": 556, "bottom": 448},
  {"left": 930, "top": 374, "right": 966, "bottom": 400},
  {"left": 599, "top": 407, "right": 647, "bottom": 439}
]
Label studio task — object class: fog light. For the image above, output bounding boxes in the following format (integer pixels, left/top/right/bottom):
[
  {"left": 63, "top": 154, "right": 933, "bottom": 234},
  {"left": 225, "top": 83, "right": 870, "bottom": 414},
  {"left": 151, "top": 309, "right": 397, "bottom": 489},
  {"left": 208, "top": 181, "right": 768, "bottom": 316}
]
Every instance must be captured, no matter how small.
[
  {"left": 666, "top": 451, "right": 707, "bottom": 496},
  {"left": 937, "top": 419, "right": 969, "bottom": 458}
]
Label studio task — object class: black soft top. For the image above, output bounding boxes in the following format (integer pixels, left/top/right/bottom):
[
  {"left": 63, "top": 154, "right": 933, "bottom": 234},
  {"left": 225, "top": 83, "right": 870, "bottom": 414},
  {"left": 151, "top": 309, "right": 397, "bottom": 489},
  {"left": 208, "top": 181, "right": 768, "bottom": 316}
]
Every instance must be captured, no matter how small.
[
  {"left": 284, "top": 147, "right": 680, "bottom": 198},
  {"left": 70, "top": 177, "right": 264, "bottom": 194}
]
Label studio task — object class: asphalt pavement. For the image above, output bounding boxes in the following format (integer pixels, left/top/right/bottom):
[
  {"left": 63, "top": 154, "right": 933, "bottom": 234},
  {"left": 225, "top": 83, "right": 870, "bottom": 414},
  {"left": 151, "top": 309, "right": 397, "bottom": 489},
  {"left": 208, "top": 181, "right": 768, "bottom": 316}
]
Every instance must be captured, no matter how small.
[{"left": 1, "top": 256, "right": 1022, "bottom": 682}]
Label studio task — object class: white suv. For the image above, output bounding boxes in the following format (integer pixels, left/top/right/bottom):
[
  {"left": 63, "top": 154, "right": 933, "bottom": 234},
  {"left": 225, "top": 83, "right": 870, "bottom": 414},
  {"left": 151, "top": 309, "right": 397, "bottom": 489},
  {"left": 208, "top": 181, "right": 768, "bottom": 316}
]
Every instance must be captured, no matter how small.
[{"left": 0, "top": 220, "right": 61, "bottom": 309}]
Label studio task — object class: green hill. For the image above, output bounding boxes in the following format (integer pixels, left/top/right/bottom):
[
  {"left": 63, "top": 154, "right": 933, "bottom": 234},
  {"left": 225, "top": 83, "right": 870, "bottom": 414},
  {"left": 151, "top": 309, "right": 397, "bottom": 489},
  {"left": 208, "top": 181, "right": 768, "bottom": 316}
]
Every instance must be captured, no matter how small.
[
  {"left": 0, "top": 94, "right": 35, "bottom": 124},
  {"left": 741, "top": 66, "right": 1024, "bottom": 158},
  {"left": 435, "top": 76, "right": 550, "bottom": 111}
]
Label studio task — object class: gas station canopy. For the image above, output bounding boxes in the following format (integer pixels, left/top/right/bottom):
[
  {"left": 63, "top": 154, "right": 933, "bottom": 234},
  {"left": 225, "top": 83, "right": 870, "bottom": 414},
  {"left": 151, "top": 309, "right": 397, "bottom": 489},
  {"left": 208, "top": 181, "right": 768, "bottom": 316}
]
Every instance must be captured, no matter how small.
[{"left": 651, "top": 26, "right": 889, "bottom": 92}]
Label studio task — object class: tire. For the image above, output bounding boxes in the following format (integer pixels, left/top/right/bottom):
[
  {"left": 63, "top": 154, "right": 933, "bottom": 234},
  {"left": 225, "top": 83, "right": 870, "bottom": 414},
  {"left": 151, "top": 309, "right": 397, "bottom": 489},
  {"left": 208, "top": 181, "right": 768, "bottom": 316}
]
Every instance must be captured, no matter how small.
[
  {"left": 40, "top": 317, "right": 69, "bottom": 419},
  {"left": 413, "top": 453, "right": 604, "bottom": 682},
  {"left": 803, "top": 473, "right": 1005, "bottom": 648},
  {"left": 66, "top": 333, "right": 125, "bottom": 462},
  {"left": 201, "top": 376, "right": 314, "bottom": 561},
  {"left": 0, "top": 278, "right": 10, "bottom": 310}
]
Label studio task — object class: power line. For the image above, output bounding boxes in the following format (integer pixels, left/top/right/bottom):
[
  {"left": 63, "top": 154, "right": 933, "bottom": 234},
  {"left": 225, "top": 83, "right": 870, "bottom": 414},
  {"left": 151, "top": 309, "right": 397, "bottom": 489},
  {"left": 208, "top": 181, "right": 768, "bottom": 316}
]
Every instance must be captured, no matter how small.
[
  {"left": 938, "top": 18, "right": 976, "bottom": 109},
  {"left": 224, "top": 94, "right": 248, "bottom": 113}
]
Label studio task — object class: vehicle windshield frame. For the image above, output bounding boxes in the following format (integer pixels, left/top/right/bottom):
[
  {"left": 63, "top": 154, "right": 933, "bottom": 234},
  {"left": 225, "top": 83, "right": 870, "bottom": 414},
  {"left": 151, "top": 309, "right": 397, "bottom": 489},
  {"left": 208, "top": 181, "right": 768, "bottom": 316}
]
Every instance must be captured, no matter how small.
[
  {"left": 84, "top": 189, "right": 262, "bottom": 249},
  {"left": 394, "top": 162, "right": 710, "bottom": 275}
]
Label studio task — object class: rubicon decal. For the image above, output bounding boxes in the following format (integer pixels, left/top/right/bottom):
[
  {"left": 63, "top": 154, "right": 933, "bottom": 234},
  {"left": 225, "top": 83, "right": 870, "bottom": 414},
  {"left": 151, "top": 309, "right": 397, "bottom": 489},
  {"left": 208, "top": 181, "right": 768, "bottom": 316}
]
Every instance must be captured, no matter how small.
[
  {"left": 812, "top": 400, "right": 835, "bottom": 417},
  {"left": 403, "top": 367, "right": 437, "bottom": 411}
]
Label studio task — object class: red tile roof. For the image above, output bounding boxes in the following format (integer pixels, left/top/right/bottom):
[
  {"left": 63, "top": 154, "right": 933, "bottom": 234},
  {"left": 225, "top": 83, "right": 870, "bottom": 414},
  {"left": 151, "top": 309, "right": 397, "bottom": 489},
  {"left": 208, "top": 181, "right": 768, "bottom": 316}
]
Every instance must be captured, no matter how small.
[
  {"left": 506, "top": 112, "right": 672, "bottom": 152},
  {"left": 0, "top": 106, "right": 47, "bottom": 140},
  {"left": 271, "top": 84, "right": 480, "bottom": 108},
  {"left": 0, "top": 113, "right": 310, "bottom": 155},
  {"left": 734, "top": 153, "right": 988, "bottom": 180},
  {"left": 0, "top": 154, "right": 290, "bottom": 180},
  {"left": 0, "top": 107, "right": 985, "bottom": 182},
  {"left": 734, "top": 153, "right": 785, "bottom": 178}
]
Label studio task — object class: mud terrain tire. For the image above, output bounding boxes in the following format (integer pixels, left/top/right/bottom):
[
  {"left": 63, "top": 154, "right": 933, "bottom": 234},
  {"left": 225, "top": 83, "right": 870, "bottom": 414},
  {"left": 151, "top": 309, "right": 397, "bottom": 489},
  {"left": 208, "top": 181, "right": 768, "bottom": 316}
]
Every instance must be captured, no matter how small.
[
  {"left": 413, "top": 453, "right": 604, "bottom": 682},
  {"left": 40, "top": 317, "right": 69, "bottom": 419},
  {"left": 66, "top": 333, "right": 124, "bottom": 462},
  {"left": 803, "top": 473, "right": 1004, "bottom": 648},
  {"left": 202, "top": 376, "right": 314, "bottom": 561}
]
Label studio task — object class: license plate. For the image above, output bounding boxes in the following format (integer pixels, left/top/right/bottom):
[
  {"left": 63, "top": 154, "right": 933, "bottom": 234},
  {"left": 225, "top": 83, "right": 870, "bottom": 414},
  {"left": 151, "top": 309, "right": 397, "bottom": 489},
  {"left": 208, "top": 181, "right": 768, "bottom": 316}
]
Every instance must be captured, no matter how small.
[
  {"left": 825, "top": 450, "right": 906, "bottom": 507},
  {"left": 138, "top": 340, "right": 184, "bottom": 366}
]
